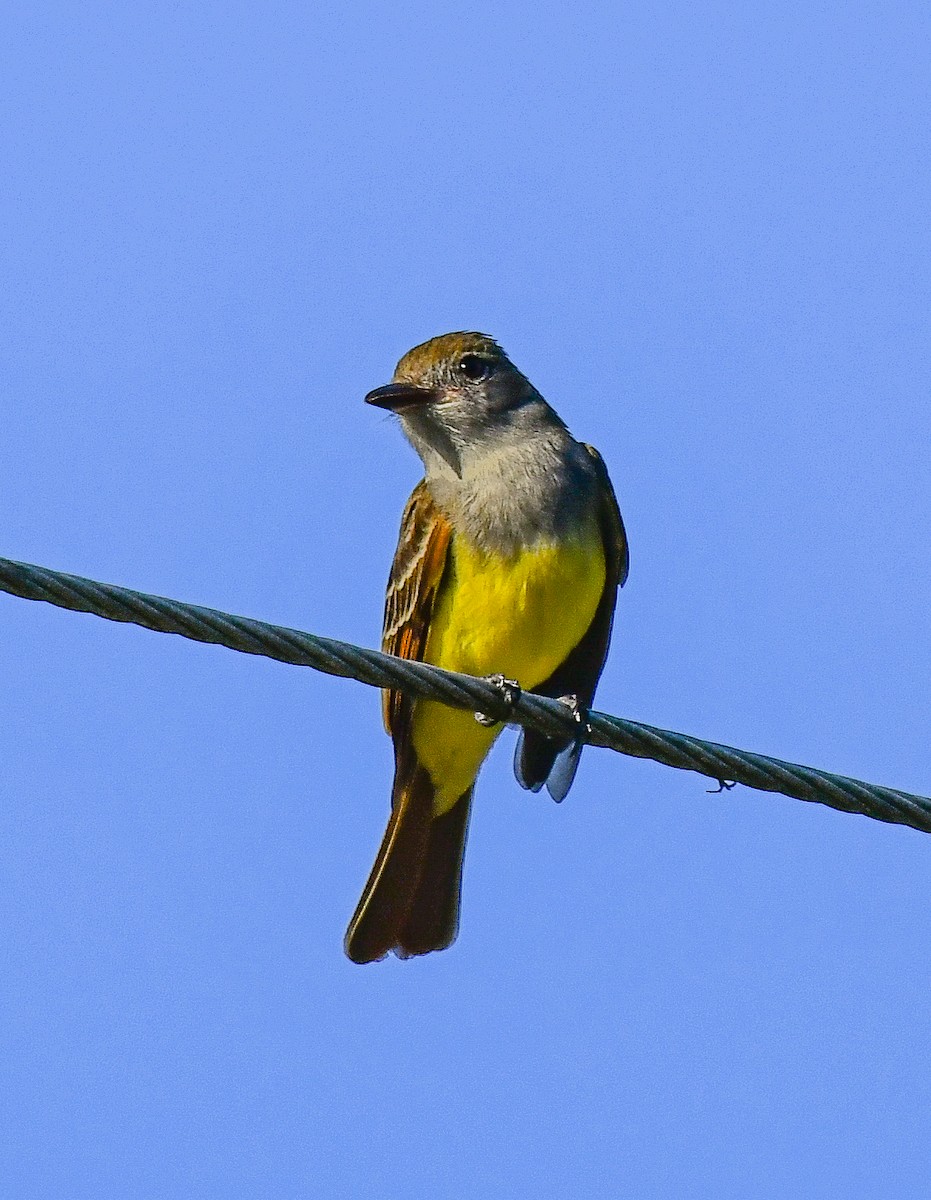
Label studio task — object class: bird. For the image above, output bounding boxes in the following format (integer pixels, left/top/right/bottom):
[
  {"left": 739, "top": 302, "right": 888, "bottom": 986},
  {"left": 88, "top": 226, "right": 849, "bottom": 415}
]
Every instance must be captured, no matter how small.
[{"left": 345, "top": 332, "right": 628, "bottom": 963}]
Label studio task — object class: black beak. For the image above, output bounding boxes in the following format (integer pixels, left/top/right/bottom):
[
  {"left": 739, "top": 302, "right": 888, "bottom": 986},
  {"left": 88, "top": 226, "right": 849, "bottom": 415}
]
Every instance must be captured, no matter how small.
[{"left": 364, "top": 382, "right": 441, "bottom": 411}]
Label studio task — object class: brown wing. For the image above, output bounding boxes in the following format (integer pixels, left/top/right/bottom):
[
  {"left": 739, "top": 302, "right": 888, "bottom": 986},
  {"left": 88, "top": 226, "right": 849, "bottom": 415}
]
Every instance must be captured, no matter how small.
[
  {"left": 381, "top": 480, "right": 453, "bottom": 737},
  {"left": 514, "top": 444, "right": 628, "bottom": 798},
  {"left": 346, "top": 482, "right": 459, "bottom": 963}
]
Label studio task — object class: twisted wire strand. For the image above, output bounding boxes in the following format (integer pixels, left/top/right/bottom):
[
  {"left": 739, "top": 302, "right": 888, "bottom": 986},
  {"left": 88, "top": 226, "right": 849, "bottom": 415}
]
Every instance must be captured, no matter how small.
[{"left": 0, "top": 554, "right": 928, "bottom": 835}]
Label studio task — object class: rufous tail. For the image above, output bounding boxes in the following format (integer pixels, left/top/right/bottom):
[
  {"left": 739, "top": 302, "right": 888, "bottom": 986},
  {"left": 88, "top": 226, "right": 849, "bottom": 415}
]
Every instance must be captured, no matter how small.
[{"left": 344, "top": 763, "right": 472, "bottom": 964}]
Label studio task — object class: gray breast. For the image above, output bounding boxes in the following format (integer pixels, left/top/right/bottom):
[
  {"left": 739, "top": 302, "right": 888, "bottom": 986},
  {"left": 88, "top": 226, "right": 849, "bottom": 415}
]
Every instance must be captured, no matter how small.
[{"left": 430, "top": 434, "right": 600, "bottom": 556}]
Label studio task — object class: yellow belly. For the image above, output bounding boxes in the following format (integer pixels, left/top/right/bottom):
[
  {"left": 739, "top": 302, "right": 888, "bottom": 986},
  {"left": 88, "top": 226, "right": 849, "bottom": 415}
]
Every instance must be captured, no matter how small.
[{"left": 412, "top": 521, "right": 606, "bottom": 811}]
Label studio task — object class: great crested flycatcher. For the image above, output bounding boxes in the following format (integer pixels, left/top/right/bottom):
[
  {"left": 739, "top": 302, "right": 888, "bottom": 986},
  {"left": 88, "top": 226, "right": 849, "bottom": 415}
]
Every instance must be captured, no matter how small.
[{"left": 345, "top": 332, "right": 628, "bottom": 963}]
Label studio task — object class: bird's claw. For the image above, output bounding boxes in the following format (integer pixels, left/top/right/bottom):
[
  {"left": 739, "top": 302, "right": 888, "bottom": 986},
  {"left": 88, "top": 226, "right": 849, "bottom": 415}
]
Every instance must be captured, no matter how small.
[
  {"left": 707, "top": 778, "right": 737, "bottom": 794},
  {"left": 475, "top": 674, "right": 522, "bottom": 726},
  {"left": 557, "top": 693, "right": 590, "bottom": 733}
]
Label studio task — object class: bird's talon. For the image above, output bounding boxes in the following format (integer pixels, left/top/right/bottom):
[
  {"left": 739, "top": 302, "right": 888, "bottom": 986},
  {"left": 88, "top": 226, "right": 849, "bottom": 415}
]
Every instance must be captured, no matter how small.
[
  {"left": 707, "top": 778, "right": 737, "bottom": 794},
  {"left": 557, "top": 693, "right": 590, "bottom": 733},
  {"left": 475, "top": 674, "right": 522, "bottom": 726}
]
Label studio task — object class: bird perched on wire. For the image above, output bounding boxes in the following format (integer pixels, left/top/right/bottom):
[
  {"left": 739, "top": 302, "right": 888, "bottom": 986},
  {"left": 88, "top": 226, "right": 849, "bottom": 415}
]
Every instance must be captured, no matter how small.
[{"left": 345, "top": 332, "right": 628, "bottom": 963}]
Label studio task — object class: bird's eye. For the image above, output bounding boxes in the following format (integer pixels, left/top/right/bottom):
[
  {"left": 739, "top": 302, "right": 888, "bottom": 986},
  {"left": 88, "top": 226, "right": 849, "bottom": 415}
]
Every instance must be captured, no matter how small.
[{"left": 458, "top": 354, "right": 491, "bottom": 381}]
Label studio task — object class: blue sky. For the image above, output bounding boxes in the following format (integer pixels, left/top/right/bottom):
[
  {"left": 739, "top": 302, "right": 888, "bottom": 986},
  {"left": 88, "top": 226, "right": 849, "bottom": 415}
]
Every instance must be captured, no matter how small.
[{"left": 2, "top": 2, "right": 930, "bottom": 1196}]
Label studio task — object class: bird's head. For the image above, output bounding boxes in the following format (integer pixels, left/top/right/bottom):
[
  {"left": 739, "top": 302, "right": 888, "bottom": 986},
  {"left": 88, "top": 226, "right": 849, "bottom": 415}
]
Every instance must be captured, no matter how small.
[{"left": 366, "top": 332, "right": 561, "bottom": 476}]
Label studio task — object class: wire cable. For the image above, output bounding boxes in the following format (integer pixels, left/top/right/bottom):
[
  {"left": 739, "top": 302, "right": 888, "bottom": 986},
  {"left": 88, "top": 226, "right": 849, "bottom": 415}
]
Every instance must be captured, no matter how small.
[{"left": 0, "top": 554, "right": 927, "bottom": 834}]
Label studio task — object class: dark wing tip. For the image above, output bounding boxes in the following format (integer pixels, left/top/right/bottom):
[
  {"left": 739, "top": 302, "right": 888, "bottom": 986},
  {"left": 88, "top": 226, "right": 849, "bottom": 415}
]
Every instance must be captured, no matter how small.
[
  {"left": 544, "top": 741, "right": 583, "bottom": 803},
  {"left": 513, "top": 728, "right": 554, "bottom": 793}
]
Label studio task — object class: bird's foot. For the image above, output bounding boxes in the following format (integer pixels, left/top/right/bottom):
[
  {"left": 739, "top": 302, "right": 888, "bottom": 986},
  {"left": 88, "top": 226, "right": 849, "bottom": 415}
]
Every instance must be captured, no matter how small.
[
  {"left": 707, "top": 778, "right": 737, "bottom": 794},
  {"left": 475, "top": 674, "right": 522, "bottom": 726},
  {"left": 557, "top": 693, "right": 590, "bottom": 734}
]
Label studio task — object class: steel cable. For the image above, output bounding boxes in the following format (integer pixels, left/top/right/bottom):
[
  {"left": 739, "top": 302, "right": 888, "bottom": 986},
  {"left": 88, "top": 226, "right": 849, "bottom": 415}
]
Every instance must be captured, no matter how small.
[{"left": 0, "top": 554, "right": 927, "bottom": 834}]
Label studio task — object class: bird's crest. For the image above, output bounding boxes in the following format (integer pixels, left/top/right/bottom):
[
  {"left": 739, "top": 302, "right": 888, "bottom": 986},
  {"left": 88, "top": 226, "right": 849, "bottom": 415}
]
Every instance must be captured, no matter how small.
[{"left": 395, "top": 332, "right": 507, "bottom": 382}]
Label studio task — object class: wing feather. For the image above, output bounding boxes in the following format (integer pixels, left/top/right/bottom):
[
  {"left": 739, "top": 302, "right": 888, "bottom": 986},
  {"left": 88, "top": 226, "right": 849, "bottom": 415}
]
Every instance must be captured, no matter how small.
[
  {"left": 381, "top": 480, "right": 453, "bottom": 736},
  {"left": 513, "top": 444, "right": 628, "bottom": 798}
]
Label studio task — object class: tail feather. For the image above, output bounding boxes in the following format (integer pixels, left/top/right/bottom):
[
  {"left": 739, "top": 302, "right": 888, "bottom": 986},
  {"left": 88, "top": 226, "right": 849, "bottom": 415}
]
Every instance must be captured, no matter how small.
[
  {"left": 397, "top": 790, "right": 471, "bottom": 957},
  {"left": 344, "top": 763, "right": 472, "bottom": 964}
]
